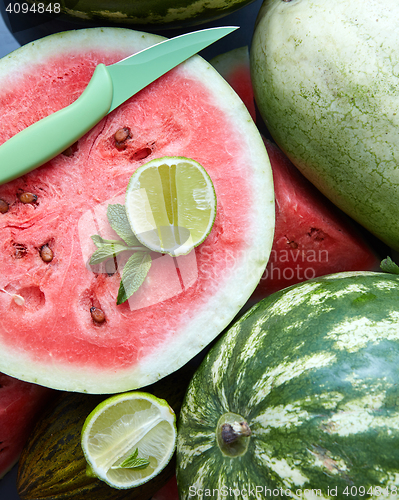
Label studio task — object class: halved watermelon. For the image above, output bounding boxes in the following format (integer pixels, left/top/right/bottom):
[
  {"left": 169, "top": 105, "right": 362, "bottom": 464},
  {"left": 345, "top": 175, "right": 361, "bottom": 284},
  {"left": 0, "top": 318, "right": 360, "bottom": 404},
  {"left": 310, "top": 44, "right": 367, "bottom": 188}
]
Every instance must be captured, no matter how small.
[{"left": 0, "top": 28, "right": 274, "bottom": 394}]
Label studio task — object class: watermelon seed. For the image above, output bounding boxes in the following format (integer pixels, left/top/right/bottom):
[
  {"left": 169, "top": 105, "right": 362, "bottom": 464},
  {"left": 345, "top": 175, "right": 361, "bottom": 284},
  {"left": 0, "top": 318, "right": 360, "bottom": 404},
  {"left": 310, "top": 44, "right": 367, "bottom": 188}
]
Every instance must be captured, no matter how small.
[
  {"left": 62, "top": 142, "right": 78, "bottom": 157},
  {"left": 114, "top": 127, "right": 131, "bottom": 150},
  {"left": 18, "top": 192, "right": 37, "bottom": 204},
  {"left": 286, "top": 237, "right": 298, "bottom": 249},
  {"left": 40, "top": 244, "right": 53, "bottom": 263},
  {"left": 131, "top": 147, "right": 152, "bottom": 161},
  {"left": 308, "top": 227, "right": 326, "bottom": 241},
  {"left": 90, "top": 306, "right": 106, "bottom": 324},
  {"left": 12, "top": 294, "right": 25, "bottom": 306},
  {"left": 13, "top": 243, "right": 27, "bottom": 259},
  {"left": 0, "top": 288, "right": 25, "bottom": 306},
  {"left": 0, "top": 199, "right": 9, "bottom": 213}
]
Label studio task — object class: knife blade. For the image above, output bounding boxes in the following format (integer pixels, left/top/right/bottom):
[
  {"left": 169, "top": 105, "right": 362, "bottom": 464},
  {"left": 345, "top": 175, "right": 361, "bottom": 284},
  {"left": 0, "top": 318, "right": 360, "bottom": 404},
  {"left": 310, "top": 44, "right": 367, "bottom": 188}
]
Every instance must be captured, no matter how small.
[{"left": 0, "top": 26, "right": 237, "bottom": 185}]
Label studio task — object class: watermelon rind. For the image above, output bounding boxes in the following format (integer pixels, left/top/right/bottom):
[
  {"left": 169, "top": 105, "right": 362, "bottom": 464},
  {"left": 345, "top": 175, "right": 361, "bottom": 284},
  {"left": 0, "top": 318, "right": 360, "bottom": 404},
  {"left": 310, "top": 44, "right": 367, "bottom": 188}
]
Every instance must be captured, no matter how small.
[
  {"left": 25, "top": 0, "right": 256, "bottom": 29},
  {"left": 177, "top": 271, "right": 399, "bottom": 499},
  {"left": 210, "top": 46, "right": 256, "bottom": 122},
  {"left": 250, "top": 0, "right": 399, "bottom": 251},
  {"left": 0, "top": 28, "right": 274, "bottom": 393}
]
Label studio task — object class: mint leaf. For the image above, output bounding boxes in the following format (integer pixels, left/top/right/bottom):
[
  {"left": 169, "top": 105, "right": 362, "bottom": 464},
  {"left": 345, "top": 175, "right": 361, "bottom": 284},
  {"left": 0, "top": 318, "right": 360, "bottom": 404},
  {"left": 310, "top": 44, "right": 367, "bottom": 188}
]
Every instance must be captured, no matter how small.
[
  {"left": 89, "top": 203, "right": 152, "bottom": 304},
  {"left": 89, "top": 242, "right": 129, "bottom": 265},
  {"left": 107, "top": 204, "right": 142, "bottom": 247},
  {"left": 91, "top": 234, "right": 124, "bottom": 248},
  {"left": 380, "top": 256, "right": 399, "bottom": 275},
  {"left": 112, "top": 449, "right": 150, "bottom": 470},
  {"left": 117, "top": 252, "right": 152, "bottom": 305}
]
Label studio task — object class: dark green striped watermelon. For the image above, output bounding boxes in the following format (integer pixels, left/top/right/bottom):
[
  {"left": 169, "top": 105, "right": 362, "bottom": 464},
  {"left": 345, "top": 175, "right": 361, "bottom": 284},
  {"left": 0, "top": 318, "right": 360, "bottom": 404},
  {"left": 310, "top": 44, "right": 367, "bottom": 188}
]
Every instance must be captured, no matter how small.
[
  {"left": 24, "top": 0, "right": 256, "bottom": 28},
  {"left": 176, "top": 271, "right": 399, "bottom": 499}
]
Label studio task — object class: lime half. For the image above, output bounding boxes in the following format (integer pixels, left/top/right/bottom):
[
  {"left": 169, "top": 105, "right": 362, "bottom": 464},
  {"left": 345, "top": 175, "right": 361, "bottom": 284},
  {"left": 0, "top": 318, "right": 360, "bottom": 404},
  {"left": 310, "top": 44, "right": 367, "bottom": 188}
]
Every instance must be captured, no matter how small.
[
  {"left": 125, "top": 156, "right": 217, "bottom": 256},
  {"left": 81, "top": 392, "right": 176, "bottom": 489}
]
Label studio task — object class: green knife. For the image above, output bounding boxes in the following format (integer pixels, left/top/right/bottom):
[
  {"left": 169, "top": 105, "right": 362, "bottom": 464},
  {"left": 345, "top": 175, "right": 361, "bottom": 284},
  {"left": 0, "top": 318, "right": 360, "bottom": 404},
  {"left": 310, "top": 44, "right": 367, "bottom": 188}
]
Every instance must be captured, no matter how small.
[{"left": 0, "top": 26, "right": 237, "bottom": 185}]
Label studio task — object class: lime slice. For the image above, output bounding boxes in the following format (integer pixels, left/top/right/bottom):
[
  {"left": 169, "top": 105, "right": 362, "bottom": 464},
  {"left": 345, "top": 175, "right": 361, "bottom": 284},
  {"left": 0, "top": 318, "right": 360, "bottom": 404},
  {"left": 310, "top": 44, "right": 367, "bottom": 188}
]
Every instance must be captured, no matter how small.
[
  {"left": 125, "top": 156, "right": 217, "bottom": 256},
  {"left": 81, "top": 392, "right": 176, "bottom": 489}
]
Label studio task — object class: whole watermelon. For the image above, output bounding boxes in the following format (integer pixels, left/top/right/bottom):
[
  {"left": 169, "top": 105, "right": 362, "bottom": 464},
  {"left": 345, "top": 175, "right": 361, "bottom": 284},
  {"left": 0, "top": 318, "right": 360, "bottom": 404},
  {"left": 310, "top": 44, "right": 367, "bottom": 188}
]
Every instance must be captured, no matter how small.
[
  {"left": 21, "top": 0, "right": 256, "bottom": 28},
  {"left": 177, "top": 271, "right": 399, "bottom": 499},
  {"left": 250, "top": 0, "right": 399, "bottom": 251},
  {"left": 0, "top": 28, "right": 274, "bottom": 394}
]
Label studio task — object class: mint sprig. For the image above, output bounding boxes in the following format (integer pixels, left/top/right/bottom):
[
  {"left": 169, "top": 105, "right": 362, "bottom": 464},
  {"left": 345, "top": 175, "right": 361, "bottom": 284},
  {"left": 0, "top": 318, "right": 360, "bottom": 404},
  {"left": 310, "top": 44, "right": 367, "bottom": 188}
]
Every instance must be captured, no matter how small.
[
  {"left": 90, "top": 204, "right": 152, "bottom": 304},
  {"left": 117, "top": 252, "right": 152, "bottom": 305},
  {"left": 112, "top": 448, "right": 150, "bottom": 470},
  {"left": 107, "top": 204, "right": 142, "bottom": 247},
  {"left": 89, "top": 237, "right": 134, "bottom": 265},
  {"left": 380, "top": 256, "right": 399, "bottom": 275}
]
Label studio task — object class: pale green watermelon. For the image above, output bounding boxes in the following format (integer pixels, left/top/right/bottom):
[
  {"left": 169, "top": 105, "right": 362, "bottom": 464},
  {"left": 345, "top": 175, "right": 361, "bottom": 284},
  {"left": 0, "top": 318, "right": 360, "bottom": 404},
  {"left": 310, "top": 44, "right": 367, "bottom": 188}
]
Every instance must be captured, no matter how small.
[
  {"left": 250, "top": 0, "right": 399, "bottom": 250},
  {"left": 0, "top": 28, "right": 274, "bottom": 394}
]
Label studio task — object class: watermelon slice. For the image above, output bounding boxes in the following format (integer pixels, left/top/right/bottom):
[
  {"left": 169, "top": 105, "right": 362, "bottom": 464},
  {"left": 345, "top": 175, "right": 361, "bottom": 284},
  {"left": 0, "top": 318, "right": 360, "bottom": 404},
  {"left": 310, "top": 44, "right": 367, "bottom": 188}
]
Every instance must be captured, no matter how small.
[
  {"left": 210, "top": 46, "right": 256, "bottom": 122},
  {"left": 209, "top": 46, "right": 381, "bottom": 299},
  {"left": 0, "top": 373, "right": 54, "bottom": 478},
  {"left": 251, "top": 141, "right": 381, "bottom": 299},
  {"left": 0, "top": 28, "right": 274, "bottom": 394},
  {"left": 152, "top": 475, "right": 179, "bottom": 500}
]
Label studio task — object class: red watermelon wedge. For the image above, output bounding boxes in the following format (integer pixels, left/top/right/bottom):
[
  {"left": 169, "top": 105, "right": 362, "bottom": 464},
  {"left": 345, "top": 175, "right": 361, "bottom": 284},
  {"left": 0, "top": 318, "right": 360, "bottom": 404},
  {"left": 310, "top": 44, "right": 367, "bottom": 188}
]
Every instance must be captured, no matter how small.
[
  {"left": 0, "top": 373, "right": 54, "bottom": 478},
  {"left": 209, "top": 47, "right": 381, "bottom": 299},
  {"left": 251, "top": 140, "right": 381, "bottom": 299},
  {"left": 210, "top": 46, "right": 256, "bottom": 122},
  {"left": 0, "top": 28, "right": 274, "bottom": 394},
  {"left": 152, "top": 475, "right": 179, "bottom": 500}
]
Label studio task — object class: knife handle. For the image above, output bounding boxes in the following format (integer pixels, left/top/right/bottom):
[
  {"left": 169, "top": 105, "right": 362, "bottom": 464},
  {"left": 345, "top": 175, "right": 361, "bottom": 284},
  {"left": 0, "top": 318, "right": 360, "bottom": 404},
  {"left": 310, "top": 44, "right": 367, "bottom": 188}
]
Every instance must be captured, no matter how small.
[{"left": 0, "top": 64, "right": 114, "bottom": 185}]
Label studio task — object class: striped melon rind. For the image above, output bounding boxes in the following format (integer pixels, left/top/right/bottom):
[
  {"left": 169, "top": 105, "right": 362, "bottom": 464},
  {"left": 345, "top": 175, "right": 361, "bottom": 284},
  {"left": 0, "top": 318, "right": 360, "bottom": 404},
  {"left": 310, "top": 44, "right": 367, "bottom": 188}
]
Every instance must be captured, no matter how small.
[
  {"left": 176, "top": 271, "right": 399, "bottom": 499},
  {"left": 26, "top": 0, "right": 255, "bottom": 28}
]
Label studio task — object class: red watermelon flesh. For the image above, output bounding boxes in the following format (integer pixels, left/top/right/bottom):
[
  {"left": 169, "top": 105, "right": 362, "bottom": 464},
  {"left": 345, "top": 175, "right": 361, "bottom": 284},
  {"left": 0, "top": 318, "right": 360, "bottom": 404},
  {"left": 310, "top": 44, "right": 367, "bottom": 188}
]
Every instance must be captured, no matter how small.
[
  {"left": 0, "top": 373, "right": 54, "bottom": 478},
  {"left": 0, "top": 28, "right": 274, "bottom": 393},
  {"left": 251, "top": 141, "right": 381, "bottom": 300},
  {"left": 209, "top": 47, "right": 381, "bottom": 298},
  {"left": 152, "top": 475, "right": 179, "bottom": 500},
  {"left": 210, "top": 46, "right": 256, "bottom": 122}
]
